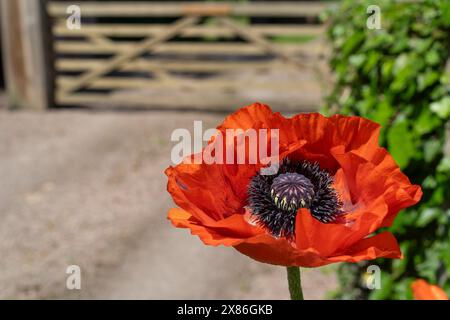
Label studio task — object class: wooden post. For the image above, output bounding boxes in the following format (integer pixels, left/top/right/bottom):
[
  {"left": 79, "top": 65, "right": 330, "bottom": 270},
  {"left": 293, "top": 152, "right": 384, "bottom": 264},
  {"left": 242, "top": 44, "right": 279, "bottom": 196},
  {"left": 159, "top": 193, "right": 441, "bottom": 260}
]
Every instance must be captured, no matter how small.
[
  {"left": 0, "top": 2, "right": 4, "bottom": 88},
  {"left": 0, "top": 0, "right": 53, "bottom": 110}
]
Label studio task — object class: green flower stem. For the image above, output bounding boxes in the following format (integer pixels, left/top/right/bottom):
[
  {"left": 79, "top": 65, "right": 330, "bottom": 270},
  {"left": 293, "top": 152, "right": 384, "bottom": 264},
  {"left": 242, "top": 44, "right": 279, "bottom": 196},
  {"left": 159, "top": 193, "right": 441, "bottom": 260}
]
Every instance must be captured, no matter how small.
[{"left": 286, "top": 266, "right": 304, "bottom": 300}]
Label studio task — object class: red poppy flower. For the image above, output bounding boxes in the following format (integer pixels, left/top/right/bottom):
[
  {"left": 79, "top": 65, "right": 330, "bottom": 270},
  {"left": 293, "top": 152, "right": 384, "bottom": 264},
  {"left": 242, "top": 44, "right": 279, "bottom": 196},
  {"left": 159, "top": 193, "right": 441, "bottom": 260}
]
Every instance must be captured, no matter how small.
[
  {"left": 165, "top": 103, "right": 422, "bottom": 267},
  {"left": 412, "top": 279, "right": 448, "bottom": 300}
]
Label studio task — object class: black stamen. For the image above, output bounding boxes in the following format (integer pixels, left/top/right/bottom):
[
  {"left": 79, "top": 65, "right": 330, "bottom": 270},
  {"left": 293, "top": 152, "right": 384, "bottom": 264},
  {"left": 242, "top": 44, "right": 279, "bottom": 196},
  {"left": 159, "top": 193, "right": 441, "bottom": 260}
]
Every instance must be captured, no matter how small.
[{"left": 247, "top": 159, "right": 342, "bottom": 239}]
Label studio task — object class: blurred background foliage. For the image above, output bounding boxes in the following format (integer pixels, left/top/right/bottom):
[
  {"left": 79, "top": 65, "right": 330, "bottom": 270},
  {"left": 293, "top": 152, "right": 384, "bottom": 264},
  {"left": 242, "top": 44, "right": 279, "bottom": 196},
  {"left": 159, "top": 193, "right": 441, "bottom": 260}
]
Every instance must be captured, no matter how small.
[{"left": 324, "top": 0, "right": 450, "bottom": 299}]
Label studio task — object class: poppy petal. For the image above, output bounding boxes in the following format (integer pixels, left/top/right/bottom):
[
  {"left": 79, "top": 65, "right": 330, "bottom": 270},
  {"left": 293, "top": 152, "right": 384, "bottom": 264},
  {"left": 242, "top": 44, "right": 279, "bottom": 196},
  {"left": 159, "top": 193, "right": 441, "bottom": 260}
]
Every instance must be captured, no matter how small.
[
  {"left": 412, "top": 279, "right": 449, "bottom": 300},
  {"left": 287, "top": 113, "right": 381, "bottom": 170},
  {"left": 326, "top": 231, "right": 402, "bottom": 263},
  {"left": 294, "top": 199, "right": 389, "bottom": 259},
  {"left": 168, "top": 208, "right": 263, "bottom": 246}
]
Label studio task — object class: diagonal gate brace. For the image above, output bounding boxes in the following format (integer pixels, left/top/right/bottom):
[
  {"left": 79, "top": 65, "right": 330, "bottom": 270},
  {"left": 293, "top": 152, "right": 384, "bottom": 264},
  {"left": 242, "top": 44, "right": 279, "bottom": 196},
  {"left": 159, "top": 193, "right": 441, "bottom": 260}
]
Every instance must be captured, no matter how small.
[{"left": 61, "top": 16, "right": 200, "bottom": 94}]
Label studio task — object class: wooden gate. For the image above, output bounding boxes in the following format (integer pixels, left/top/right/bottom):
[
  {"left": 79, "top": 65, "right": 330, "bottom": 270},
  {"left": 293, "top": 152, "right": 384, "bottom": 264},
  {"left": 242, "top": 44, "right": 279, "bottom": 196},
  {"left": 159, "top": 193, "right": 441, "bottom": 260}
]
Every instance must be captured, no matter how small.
[{"left": 2, "top": 1, "right": 336, "bottom": 110}]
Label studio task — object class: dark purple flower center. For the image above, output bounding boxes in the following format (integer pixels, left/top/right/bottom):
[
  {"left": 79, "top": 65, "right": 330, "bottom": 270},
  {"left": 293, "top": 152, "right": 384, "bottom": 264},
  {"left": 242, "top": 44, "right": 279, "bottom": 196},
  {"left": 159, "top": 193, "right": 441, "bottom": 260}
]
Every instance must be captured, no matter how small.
[
  {"left": 270, "top": 173, "right": 315, "bottom": 212},
  {"left": 247, "top": 159, "right": 342, "bottom": 239}
]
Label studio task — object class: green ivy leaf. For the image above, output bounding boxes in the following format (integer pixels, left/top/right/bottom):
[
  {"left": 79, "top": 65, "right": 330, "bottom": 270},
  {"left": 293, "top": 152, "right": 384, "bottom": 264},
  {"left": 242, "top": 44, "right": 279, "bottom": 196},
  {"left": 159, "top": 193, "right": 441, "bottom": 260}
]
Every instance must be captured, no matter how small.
[
  {"left": 430, "top": 97, "right": 450, "bottom": 119},
  {"left": 440, "top": 1, "right": 450, "bottom": 27},
  {"left": 409, "top": 38, "right": 432, "bottom": 53},
  {"left": 342, "top": 32, "right": 365, "bottom": 56},
  {"left": 418, "top": 71, "right": 440, "bottom": 91},
  {"left": 422, "top": 175, "right": 437, "bottom": 189},
  {"left": 371, "top": 100, "right": 394, "bottom": 128},
  {"left": 387, "top": 120, "right": 416, "bottom": 168},
  {"left": 349, "top": 54, "right": 366, "bottom": 68},
  {"left": 416, "top": 208, "right": 441, "bottom": 227},
  {"left": 437, "top": 157, "right": 450, "bottom": 173},
  {"left": 391, "top": 54, "right": 420, "bottom": 92},
  {"left": 414, "top": 107, "right": 442, "bottom": 135},
  {"left": 416, "top": 249, "right": 440, "bottom": 282},
  {"left": 423, "top": 138, "right": 442, "bottom": 163},
  {"left": 425, "top": 50, "right": 440, "bottom": 66}
]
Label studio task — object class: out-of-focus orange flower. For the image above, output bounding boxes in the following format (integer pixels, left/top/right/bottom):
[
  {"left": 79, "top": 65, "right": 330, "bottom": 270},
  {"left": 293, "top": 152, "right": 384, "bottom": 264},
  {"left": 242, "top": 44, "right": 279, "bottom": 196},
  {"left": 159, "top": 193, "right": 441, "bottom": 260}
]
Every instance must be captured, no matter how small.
[
  {"left": 165, "top": 103, "right": 422, "bottom": 267},
  {"left": 412, "top": 279, "right": 448, "bottom": 300}
]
